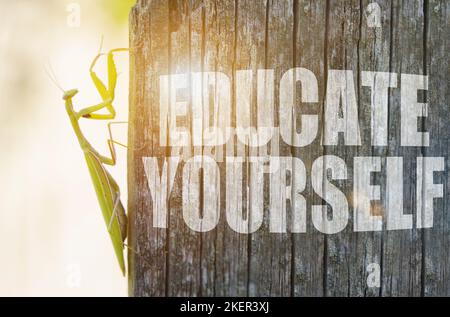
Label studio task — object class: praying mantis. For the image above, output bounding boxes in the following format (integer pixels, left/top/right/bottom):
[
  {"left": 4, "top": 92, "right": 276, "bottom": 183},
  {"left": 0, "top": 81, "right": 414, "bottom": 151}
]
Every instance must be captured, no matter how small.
[{"left": 46, "top": 46, "right": 131, "bottom": 276}]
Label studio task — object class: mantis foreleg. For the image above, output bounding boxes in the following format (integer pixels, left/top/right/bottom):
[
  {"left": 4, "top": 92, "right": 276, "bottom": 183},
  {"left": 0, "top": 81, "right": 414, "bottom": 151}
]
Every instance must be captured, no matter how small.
[
  {"left": 77, "top": 101, "right": 115, "bottom": 119},
  {"left": 78, "top": 48, "right": 129, "bottom": 120}
]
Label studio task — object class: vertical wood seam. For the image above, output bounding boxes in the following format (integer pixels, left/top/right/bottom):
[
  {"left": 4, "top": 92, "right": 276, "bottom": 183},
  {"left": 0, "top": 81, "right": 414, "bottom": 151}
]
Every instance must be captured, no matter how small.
[
  {"left": 420, "top": 0, "right": 429, "bottom": 298},
  {"left": 165, "top": 0, "right": 172, "bottom": 298},
  {"left": 290, "top": 0, "right": 299, "bottom": 298},
  {"left": 322, "top": 0, "right": 330, "bottom": 297}
]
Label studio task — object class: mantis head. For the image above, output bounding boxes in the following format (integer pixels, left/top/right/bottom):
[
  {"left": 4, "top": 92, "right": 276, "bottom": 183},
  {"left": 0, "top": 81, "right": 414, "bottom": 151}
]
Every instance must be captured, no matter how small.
[
  {"left": 63, "top": 89, "right": 79, "bottom": 101},
  {"left": 44, "top": 63, "right": 77, "bottom": 101}
]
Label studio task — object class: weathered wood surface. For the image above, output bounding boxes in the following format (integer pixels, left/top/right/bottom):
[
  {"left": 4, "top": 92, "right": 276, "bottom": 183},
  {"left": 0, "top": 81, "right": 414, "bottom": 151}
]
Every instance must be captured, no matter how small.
[{"left": 128, "top": 0, "right": 450, "bottom": 297}]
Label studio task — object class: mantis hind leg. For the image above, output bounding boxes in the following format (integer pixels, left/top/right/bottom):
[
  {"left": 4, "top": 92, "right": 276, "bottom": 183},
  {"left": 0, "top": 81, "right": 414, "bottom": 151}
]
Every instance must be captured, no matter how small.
[
  {"left": 108, "top": 121, "right": 128, "bottom": 149},
  {"left": 83, "top": 119, "right": 145, "bottom": 168},
  {"left": 94, "top": 121, "right": 129, "bottom": 167},
  {"left": 107, "top": 121, "right": 148, "bottom": 152}
]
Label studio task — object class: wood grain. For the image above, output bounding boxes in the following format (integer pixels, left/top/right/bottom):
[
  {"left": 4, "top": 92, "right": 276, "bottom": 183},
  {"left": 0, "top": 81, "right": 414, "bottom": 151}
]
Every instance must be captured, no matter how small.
[{"left": 129, "top": 0, "right": 450, "bottom": 297}]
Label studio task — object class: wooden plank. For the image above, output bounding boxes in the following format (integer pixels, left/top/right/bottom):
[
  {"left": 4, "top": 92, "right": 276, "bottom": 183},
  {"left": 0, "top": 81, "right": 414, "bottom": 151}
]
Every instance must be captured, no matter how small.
[
  {"left": 347, "top": 0, "right": 392, "bottom": 297},
  {"left": 198, "top": 0, "right": 250, "bottom": 297},
  {"left": 423, "top": 0, "right": 450, "bottom": 297},
  {"left": 292, "top": 0, "right": 326, "bottom": 297},
  {"left": 381, "top": 0, "right": 426, "bottom": 297},
  {"left": 128, "top": 0, "right": 170, "bottom": 297},
  {"left": 187, "top": 0, "right": 245, "bottom": 297},
  {"left": 248, "top": 0, "right": 294, "bottom": 297},
  {"left": 232, "top": 0, "right": 268, "bottom": 296},
  {"left": 166, "top": 0, "right": 202, "bottom": 296},
  {"left": 323, "top": 0, "right": 362, "bottom": 297}
]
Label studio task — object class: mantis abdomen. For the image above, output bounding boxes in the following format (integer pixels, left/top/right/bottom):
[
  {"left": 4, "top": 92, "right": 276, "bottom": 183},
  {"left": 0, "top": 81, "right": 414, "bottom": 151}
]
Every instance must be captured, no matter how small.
[{"left": 85, "top": 151, "right": 127, "bottom": 275}]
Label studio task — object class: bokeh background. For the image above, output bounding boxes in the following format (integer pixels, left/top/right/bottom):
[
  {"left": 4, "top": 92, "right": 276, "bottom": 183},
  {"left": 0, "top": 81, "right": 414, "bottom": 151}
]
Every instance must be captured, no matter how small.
[{"left": 0, "top": 0, "right": 136, "bottom": 296}]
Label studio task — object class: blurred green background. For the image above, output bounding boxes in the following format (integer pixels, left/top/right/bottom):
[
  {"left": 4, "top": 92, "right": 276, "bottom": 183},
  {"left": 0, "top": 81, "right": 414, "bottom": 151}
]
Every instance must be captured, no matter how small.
[
  {"left": 104, "top": 0, "right": 136, "bottom": 25},
  {"left": 0, "top": 0, "right": 137, "bottom": 297}
]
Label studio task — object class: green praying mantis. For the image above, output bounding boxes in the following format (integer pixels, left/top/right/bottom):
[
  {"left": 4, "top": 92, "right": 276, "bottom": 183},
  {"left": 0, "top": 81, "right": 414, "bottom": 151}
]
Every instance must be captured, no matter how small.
[{"left": 46, "top": 46, "right": 132, "bottom": 276}]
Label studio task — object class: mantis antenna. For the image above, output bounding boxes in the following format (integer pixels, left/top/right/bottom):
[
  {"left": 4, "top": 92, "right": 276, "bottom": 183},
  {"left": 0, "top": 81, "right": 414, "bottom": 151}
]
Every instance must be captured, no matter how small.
[
  {"left": 98, "top": 35, "right": 105, "bottom": 54},
  {"left": 44, "top": 61, "right": 64, "bottom": 93}
]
